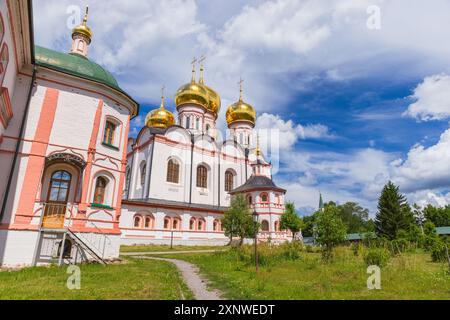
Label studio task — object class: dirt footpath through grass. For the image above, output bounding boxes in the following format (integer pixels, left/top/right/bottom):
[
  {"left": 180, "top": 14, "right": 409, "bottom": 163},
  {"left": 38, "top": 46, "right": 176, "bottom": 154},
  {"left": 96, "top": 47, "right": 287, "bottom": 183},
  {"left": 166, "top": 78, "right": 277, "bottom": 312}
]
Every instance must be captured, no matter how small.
[{"left": 134, "top": 256, "right": 223, "bottom": 300}]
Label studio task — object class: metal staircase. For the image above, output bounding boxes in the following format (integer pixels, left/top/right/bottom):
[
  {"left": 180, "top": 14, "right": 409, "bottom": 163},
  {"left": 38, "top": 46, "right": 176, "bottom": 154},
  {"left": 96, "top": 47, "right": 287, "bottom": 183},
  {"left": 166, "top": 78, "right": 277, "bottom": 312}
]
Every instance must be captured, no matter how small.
[{"left": 32, "top": 203, "right": 111, "bottom": 266}]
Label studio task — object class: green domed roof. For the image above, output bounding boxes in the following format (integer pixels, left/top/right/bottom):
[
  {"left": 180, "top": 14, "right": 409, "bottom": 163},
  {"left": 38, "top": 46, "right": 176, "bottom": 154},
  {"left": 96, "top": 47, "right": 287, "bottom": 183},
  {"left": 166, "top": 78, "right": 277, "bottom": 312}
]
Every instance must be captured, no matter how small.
[
  {"left": 34, "top": 45, "right": 139, "bottom": 117},
  {"left": 35, "top": 45, "right": 121, "bottom": 90}
]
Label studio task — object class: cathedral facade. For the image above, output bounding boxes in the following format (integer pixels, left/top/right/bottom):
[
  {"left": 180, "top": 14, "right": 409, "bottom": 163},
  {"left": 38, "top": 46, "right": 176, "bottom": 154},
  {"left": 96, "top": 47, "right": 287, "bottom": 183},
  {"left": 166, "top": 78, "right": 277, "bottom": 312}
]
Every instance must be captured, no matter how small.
[{"left": 0, "top": 1, "right": 289, "bottom": 267}]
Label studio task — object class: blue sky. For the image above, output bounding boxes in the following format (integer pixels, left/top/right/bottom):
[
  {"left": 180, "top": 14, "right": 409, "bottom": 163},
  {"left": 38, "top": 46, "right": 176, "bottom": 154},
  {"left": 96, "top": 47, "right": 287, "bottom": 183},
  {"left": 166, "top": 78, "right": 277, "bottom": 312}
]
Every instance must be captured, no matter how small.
[{"left": 34, "top": 0, "right": 450, "bottom": 215}]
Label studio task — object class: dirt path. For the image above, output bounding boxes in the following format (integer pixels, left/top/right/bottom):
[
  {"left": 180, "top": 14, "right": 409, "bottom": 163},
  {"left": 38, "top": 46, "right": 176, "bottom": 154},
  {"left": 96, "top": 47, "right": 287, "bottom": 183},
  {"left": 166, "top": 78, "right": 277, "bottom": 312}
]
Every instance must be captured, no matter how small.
[{"left": 134, "top": 256, "right": 223, "bottom": 300}]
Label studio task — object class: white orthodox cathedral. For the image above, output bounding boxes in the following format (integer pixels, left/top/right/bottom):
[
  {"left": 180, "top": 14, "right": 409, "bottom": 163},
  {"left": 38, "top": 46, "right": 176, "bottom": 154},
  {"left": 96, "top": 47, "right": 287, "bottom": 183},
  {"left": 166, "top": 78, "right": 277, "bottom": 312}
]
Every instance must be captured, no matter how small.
[{"left": 0, "top": 2, "right": 290, "bottom": 267}]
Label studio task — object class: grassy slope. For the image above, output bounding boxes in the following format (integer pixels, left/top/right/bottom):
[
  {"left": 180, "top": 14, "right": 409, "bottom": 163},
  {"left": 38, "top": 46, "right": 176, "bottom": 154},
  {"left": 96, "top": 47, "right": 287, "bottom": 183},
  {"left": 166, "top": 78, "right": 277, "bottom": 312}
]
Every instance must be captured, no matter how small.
[
  {"left": 120, "top": 244, "right": 226, "bottom": 253},
  {"left": 0, "top": 258, "right": 193, "bottom": 300},
  {"left": 157, "top": 247, "right": 450, "bottom": 300}
]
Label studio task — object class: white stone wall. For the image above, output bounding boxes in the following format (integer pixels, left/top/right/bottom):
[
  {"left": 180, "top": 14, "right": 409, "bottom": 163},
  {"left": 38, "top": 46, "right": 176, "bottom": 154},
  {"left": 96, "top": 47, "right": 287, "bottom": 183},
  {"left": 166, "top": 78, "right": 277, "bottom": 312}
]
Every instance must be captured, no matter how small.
[
  {"left": 120, "top": 203, "right": 228, "bottom": 246},
  {"left": 0, "top": 229, "right": 39, "bottom": 267}
]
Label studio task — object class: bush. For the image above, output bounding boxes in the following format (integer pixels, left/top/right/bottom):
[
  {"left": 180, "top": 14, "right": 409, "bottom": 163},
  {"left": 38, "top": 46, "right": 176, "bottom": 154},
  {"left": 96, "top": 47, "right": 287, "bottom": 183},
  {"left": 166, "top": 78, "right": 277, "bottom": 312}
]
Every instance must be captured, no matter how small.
[
  {"left": 364, "top": 248, "right": 391, "bottom": 267},
  {"left": 279, "top": 242, "right": 302, "bottom": 261},
  {"left": 351, "top": 242, "right": 364, "bottom": 257},
  {"left": 431, "top": 240, "right": 448, "bottom": 263}
]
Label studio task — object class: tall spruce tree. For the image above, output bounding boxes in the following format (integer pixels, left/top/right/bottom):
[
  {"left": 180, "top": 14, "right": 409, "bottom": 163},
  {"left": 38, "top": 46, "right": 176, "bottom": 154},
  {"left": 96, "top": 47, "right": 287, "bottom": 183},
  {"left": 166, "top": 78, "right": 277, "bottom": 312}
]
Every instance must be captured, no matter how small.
[{"left": 375, "top": 181, "right": 413, "bottom": 240}]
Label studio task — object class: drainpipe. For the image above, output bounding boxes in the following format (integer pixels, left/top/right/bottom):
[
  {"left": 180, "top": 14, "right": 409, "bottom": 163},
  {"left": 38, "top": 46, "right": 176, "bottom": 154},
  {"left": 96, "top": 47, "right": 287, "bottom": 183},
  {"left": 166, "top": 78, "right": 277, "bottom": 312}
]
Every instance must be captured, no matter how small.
[
  {"left": 0, "top": 67, "right": 37, "bottom": 222},
  {"left": 146, "top": 134, "right": 156, "bottom": 199},
  {"left": 189, "top": 133, "right": 194, "bottom": 204},
  {"left": 218, "top": 148, "right": 221, "bottom": 208},
  {"left": 245, "top": 148, "right": 249, "bottom": 181},
  {"left": 125, "top": 142, "right": 136, "bottom": 200}
]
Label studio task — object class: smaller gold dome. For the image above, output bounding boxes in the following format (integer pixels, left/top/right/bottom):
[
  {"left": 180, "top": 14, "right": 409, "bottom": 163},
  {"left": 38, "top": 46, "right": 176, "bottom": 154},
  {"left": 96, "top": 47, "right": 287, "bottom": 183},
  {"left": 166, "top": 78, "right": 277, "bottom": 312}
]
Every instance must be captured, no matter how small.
[
  {"left": 226, "top": 100, "right": 256, "bottom": 127},
  {"left": 72, "top": 7, "right": 92, "bottom": 43},
  {"left": 145, "top": 94, "right": 175, "bottom": 130}
]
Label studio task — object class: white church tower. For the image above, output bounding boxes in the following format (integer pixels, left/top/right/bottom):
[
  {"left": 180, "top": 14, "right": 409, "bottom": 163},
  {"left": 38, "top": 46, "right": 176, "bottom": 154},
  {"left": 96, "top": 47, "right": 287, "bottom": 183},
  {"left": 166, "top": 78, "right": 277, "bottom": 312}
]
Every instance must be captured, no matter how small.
[
  {"left": 70, "top": 6, "right": 92, "bottom": 58},
  {"left": 226, "top": 80, "right": 256, "bottom": 148}
]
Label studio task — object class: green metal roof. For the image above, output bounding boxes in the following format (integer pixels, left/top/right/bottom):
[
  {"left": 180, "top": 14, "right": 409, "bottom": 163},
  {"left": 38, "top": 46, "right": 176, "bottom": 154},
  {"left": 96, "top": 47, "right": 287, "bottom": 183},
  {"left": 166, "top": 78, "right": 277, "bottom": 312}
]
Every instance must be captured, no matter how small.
[
  {"left": 34, "top": 45, "right": 139, "bottom": 117},
  {"left": 436, "top": 227, "right": 450, "bottom": 235}
]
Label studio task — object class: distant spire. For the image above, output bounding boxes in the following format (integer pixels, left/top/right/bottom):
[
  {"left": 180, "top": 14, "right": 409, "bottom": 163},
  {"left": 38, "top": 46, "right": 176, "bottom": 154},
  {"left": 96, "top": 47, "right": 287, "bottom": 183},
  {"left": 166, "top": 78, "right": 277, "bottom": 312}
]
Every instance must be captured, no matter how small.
[
  {"left": 319, "top": 193, "right": 324, "bottom": 212},
  {"left": 191, "top": 57, "right": 197, "bottom": 83},
  {"left": 199, "top": 55, "right": 206, "bottom": 85}
]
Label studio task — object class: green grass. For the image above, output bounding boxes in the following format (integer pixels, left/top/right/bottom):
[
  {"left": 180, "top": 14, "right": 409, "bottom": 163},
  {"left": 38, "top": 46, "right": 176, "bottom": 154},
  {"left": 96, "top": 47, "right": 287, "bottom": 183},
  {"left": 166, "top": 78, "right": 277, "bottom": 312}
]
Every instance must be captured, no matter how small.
[
  {"left": 120, "top": 244, "right": 227, "bottom": 253},
  {"left": 156, "top": 246, "right": 450, "bottom": 300},
  {"left": 0, "top": 257, "right": 193, "bottom": 300}
]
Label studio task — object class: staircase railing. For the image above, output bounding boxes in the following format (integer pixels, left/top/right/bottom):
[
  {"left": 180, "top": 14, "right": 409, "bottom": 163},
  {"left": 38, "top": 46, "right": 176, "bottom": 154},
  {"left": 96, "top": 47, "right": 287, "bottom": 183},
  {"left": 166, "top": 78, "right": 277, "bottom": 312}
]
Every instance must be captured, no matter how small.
[{"left": 67, "top": 229, "right": 107, "bottom": 265}]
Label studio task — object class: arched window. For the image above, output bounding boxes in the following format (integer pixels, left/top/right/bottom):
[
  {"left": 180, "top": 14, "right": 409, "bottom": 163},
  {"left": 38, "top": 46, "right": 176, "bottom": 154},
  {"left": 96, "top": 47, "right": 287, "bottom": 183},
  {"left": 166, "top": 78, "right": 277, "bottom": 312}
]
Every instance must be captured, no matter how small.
[
  {"left": 164, "top": 217, "right": 171, "bottom": 230},
  {"left": 93, "top": 177, "right": 108, "bottom": 204},
  {"left": 134, "top": 216, "right": 142, "bottom": 228},
  {"left": 213, "top": 219, "right": 221, "bottom": 232},
  {"left": 274, "top": 221, "right": 280, "bottom": 232},
  {"left": 260, "top": 193, "right": 269, "bottom": 203},
  {"left": 0, "top": 43, "right": 9, "bottom": 87},
  {"left": 140, "top": 162, "right": 146, "bottom": 187},
  {"left": 103, "top": 120, "right": 117, "bottom": 146},
  {"left": 0, "top": 14, "right": 5, "bottom": 45},
  {"left": 144, "top": 216, "right": 153, "bottom": 229},
  {"left": 261, "top": 220, "right": 269, "bottom": 231},
  {"left": 189, "top": 218, "right": 196, "bottom": 230},
  {"left": 196, "top": 118, "right": 200, "bottom": 130},
  {"left": 125, "top": 167, "right": 131, "bottom": 192},
  {"left": 198, "top": 219, "right": 205, "bottom": 231},
  {"left": 196, "top": 165, "right": 207, "bottom": 188},
  {"left": 48, "top": 171, "right": 72, "bottom": 203},
  {"left": 172, "top": 218, "right": 180, "bottom": 230},
  {"left": 166, "top": 159, "right": 180, "bottom": 184},
  {"left": 185, "top": 116, "right": 190, "bottom": 129},
  {"left": 225, "top": 170, "right": 234, "bottom": 192},
  {"left": 206, "top": 124, "right": 210, "bottom": 133},
  {"left": 247, "top": 195, "right": 253, "bottom": 205}
]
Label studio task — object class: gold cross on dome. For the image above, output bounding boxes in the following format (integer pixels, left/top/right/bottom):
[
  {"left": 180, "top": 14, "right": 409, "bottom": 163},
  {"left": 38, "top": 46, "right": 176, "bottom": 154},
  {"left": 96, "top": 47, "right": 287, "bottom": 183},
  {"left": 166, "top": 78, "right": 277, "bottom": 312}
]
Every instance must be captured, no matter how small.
[
  {"left": 198, "top": 55, "right": 206, "bottom": 84},
  {"left": 160, "top": 85, "right": 165, "bottom": 108},
  {"left": 238, "top": 78, "right": 244, "bottom": 100},
  {"left": 191, "top": 57, "right": 197, "bottom": 82}
]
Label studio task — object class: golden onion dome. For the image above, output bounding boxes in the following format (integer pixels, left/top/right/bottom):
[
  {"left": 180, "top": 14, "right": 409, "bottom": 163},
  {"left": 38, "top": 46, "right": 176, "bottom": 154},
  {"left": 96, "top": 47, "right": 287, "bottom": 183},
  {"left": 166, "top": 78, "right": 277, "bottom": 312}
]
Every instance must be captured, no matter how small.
[
  {"left": 176, "top": 59, "right": 221, "bottom": 117},
  {"left": 175, "top": 81, "right": 210, "bottom": 110},
  {"left": 226, "top": 79, "right": 256, "bottom": 127},
  {"left": 226, "top": 100, "right": 256, "bottom": 127},
  {"left": 72, "top": 7, "right": 92, "bottom": 43},
  {"left": 145, "top": 92, "right": 175, "bottom": 129},
  {"left": 203, "top": 84, "right": 221, "bottom": 116}
]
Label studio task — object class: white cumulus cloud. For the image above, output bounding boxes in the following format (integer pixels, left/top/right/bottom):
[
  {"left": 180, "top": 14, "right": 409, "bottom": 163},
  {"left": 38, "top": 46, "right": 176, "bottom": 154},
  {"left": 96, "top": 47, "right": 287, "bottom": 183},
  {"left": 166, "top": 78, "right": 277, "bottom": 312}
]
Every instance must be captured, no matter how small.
[{"left": 404, "top": 74, "right": 450, "bottom": 121}]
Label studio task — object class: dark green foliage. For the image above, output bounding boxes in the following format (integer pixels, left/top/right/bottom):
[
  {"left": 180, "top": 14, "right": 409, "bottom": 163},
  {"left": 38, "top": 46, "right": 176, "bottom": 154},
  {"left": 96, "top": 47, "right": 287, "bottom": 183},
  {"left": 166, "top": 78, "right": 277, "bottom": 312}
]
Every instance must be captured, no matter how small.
[
  {"left": 375, "top": 181, "right": 414, "bottom": 240},
  {"left": 301, "top": 201, "right": 373, "bottom": 237},
  {"left": 364, "top": 248, "right": 391, "bottom": 267},
  {"left": 422, "top": 204, "right": 450, "bottom": 227},
  {"left": 423, "top": 221, "right": 439, "bottom": 251},
  {"left": 302, "top": 214, "right": 316, "bottom": 237},
  {"left": 280, "top": 202, "right": 303, "bottom": 240},
  {"left": 315, "top": 204, "right": 347, "bottom": 261},
  {"left": 334, "top": 202, "right": 374, "bottom": 233},
  {"left": 222, "top": 195, "right": 256, "bottom": 246},
  {"left": 430, "top": 240, "right": 448, "bottom": 263},
  {"left": 279, "top": 242, "right": 303, "bottom": 261}
]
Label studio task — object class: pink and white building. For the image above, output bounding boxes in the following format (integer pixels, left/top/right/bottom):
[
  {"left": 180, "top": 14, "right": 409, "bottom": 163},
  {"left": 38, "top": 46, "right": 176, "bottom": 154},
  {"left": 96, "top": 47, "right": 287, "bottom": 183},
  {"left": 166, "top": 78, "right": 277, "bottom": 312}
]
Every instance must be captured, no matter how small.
[{"left": 0, "top": 1, "right": 289, "bottom": 267}]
